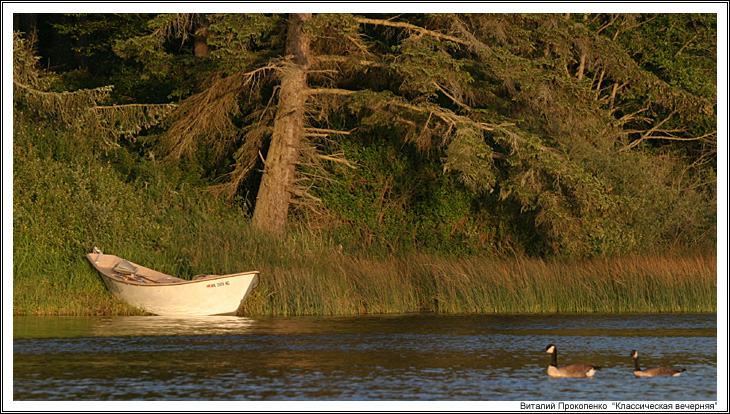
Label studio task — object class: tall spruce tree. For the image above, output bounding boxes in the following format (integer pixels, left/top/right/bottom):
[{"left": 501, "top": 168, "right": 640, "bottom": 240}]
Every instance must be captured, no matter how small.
[
  {"left": 112, "top": 13, "right": 715, "bottom": 255},
  {"left": 123, "top": 13, "right": 519, "bottom": 235}
]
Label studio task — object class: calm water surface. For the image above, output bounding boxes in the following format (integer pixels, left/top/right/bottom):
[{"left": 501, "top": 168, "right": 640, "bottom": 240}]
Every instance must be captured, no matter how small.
[{"left": 12, "top": 313, "right": 717, "bottom": 405}]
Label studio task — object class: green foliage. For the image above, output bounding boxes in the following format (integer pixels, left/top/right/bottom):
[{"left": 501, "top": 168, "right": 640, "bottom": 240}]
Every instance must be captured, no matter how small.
[
  {"left": 306, "top": 13, "right": 360, "bottom": 36},
  {"left": 297, "top": 130, "right": 508, "bottom": 257},
  {"left": 207, "top": 14, "right": 284, "bottom": 73},
  {"left": 54, "top": 14, "right": 150, "bottom": 60},
  {"left": 391, "top": 35, "right": 473, "bottom": 99},
  {"left": 49, "top": 14, "right": 178, "bottom": 104},
  {"left": 13, "top": 111, "right": 145, "bottom": 315},
  {"left": 443, "top": 126, "right": 496, "bottom": 191},
  {"left": 109, "top": 13, "right": 223, "bottom": 100},
  {"left": 13, "top": 12, "right": 718, "bottom": 264},
  {"left": 13, "top": 31, "right": 175, "bottom": 148},
  {"left": 612, "top": 14, "right": 716, "bottom": 100}
]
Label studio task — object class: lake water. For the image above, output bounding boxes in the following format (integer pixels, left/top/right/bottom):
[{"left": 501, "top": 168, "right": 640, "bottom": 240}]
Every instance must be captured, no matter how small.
[{"left": 10, "top": 313, "right": 720, "bottom": 409}]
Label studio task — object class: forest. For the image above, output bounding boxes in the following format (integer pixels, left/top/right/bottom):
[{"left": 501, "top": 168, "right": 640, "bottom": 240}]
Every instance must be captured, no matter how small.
[{"left": 12, "top": 12, "right": 718, "bottom": 316}]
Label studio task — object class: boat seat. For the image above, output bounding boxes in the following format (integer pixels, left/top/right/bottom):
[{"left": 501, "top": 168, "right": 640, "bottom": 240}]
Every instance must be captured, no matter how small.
[
  {"left": 113, "top": 260, "right": 138, "bottom": 275},
  {"left": 192, "top": 274, "right": 210, "bottom": 280},
  {"left": 156, "top": 277, "right": 182, "bottom": 283}
]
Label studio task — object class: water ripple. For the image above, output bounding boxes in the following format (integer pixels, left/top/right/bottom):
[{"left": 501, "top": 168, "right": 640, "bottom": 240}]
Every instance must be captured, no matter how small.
[{"left": 13, "top": 313, "right": 717, "bottom": 402}]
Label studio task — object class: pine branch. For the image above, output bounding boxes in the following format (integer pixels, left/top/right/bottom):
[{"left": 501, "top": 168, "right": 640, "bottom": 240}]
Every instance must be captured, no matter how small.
[
  {"left": 621, "top": 129, "right": 716, "bottom": 152},
  {"left": 355, "top": 17, "right": 468, "bottom": 46},
  {"left": 85, "top": 103, "right": 177, "bottom": 140},
  {"left": 314, "top": 55, "right": 390, "bottom": 69},
  {"left": 164, "top": 64, "right": 279, "bottom": 159},
  {"left": 14, "top": 80, "right": 113, "bottom": 123}
]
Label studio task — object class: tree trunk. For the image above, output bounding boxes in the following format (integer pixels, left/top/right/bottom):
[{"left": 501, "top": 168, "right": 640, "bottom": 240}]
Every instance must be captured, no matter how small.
[
  {"left": 251, "top": 13, "right": 311, "bottom": 235},
  {"left": 194, "top": 14, "right": 212, "bottom": 58},
  {"left": 576, "top": 52, "right": 586, "bottom": 81}
]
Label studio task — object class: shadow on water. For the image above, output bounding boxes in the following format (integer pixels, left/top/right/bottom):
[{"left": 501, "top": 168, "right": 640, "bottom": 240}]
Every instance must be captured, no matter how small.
[{"left": 12, "top": 313, "right": 718, "bottom": 402}]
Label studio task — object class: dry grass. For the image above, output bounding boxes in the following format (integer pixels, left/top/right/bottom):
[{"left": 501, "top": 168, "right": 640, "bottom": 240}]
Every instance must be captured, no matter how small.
[{"left": 240, "top": 250, "right": 717, "bottom": 316}]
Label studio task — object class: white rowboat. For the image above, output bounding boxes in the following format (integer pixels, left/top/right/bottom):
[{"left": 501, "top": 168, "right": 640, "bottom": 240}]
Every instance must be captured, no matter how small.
[{"left": 86, "top": 248, "right": 259, "bottom": 316}]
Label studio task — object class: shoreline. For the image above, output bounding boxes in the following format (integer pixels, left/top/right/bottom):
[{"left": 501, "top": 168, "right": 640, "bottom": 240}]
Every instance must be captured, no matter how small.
[{"left": 13, "top": 250, "right": 717, "bottom": 317}]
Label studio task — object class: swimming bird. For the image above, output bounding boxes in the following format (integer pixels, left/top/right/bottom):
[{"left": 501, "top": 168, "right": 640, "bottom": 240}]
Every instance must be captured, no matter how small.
[
  {"left": 630, "top": 350, "right": 685, "bottom": 377},
  {"left": 544, "top": 344, "right": 601, "bottom": 378}
]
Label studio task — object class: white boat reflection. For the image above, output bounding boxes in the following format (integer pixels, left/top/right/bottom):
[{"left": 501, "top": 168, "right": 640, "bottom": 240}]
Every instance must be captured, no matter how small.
[{"left": 92, "top": 315, "right": 256, "bottom": 337}]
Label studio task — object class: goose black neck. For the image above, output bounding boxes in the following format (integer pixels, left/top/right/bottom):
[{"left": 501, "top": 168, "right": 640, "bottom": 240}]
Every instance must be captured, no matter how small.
[
  {"left": 550, "top": 349, "right": 558, "bottom": 367},
  {"left": 633, "top": 355, "right": 642, "bottom": 371}
]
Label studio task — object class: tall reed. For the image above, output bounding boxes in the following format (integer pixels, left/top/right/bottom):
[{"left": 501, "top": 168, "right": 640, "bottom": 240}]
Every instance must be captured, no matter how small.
[{"left": 240, "top": 250, "right": 716, "bottom": 316}]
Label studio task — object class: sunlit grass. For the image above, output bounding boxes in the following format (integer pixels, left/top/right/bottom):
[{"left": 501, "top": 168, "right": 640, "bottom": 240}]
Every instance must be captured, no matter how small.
[{"left": 239, "top": 249, "right": 716, "bottom": 316}]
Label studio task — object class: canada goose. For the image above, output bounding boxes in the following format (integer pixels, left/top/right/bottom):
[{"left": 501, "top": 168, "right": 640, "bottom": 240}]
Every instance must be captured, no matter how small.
[
  {"left": 630, "top": 350, "right": 685, "bottom": 377},
  {"left": 544, "top": 344, "right": 601, "bottom": 378}
]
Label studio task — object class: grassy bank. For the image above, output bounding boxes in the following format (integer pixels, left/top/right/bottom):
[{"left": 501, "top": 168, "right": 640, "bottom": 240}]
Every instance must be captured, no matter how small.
[
  {"left": 11, "top": 111, "right": 717, "bottom": 316},
  {"left": 240, "top": 250, "right": 717, "bottom": 316},
  {"left": 14, "top": 224, "right": 718, "bottom": 316}
]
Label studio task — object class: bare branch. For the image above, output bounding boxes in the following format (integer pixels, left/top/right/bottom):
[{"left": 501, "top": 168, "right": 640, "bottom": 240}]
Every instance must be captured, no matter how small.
[
  {"left": 304, "top": 127, "right": 352, "bottom": 136},
  {"left": 623, "top": 14, "right": 660, "bottom": 32},
  {"left": 290, "top": 187, "right": 323, "bottom": 203},
  {"left": 314, "top": 55, "right": 390, "bottom": 69},
  {"left": 675, "top": 34, "right": 698, "bottom": 57},
  {"left": 620, "top": 109, "right": 678, "bottom": 151},
  {"left": 596, "top": 14, "right": 620, "bottom": 36},
  {"left": 307, "top": 87, "right": 356, "bottom": 97},
  {"left": 432, "top": 81, "right": 472, "bottom": 111},
  {"left": 314, "top": 153, "right": 358, "bottom": 169},
  {"left": 355, "top": 17, "right": 468, "bottom": 46},
  {"left": 617, "top": 104, "right": 650, "bottom": 124}
]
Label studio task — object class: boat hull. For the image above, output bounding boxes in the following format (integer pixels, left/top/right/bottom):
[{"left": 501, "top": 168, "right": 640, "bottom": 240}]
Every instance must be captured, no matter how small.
[
  {"left": 87, "top": 252, "right": 259, "bottom": 316},
  {"left": 99, "top": 272, "right": 259, "bottom": 316}
]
